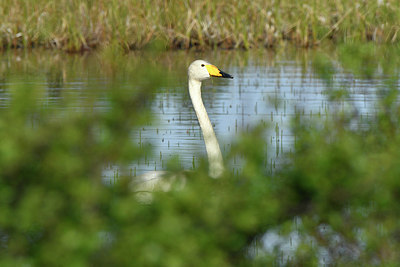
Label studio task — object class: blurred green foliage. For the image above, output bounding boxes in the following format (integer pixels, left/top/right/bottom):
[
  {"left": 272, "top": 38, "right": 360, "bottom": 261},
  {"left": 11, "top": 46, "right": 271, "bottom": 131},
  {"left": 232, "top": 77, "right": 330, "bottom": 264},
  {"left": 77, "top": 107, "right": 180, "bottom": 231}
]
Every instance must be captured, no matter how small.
[
  {"left": 0, "top": 62, "right": 156, "bottom": 266},
  {"left": 1, "top": 44, "right": 400, "bottom": 266}
]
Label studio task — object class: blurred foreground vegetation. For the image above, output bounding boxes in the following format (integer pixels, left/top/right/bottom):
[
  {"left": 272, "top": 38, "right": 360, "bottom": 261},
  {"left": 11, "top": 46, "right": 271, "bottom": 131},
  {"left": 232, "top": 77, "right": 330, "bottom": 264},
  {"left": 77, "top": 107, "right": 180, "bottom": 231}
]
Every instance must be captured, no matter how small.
[
  {"left": 2, "top": 0, "right": 400, "bottom": 51},
  {"left": 1, "top": 44, "right": 400, "bottom": 266}
]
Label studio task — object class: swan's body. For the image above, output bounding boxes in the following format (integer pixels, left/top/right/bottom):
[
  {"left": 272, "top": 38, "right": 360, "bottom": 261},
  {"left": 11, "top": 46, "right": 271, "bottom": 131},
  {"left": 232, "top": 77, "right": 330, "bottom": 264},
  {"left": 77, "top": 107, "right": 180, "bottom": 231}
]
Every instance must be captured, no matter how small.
[{"left": 133, "top": 60, "right": 233, "bottom": 199}]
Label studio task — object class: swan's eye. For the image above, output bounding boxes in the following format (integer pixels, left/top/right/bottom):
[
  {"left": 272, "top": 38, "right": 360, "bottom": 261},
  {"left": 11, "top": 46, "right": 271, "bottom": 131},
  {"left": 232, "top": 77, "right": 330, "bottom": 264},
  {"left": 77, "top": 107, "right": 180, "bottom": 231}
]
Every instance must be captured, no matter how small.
[{"left": 201, "top": 64, "right": 205, "bottom": 67}]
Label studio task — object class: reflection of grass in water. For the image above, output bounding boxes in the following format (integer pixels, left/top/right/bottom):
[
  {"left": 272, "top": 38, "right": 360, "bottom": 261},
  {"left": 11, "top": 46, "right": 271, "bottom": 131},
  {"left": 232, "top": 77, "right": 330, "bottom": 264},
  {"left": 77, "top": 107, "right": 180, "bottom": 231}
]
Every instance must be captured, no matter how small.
[{"left": 2, "top": 0, "right": 400, "bottom": 51}]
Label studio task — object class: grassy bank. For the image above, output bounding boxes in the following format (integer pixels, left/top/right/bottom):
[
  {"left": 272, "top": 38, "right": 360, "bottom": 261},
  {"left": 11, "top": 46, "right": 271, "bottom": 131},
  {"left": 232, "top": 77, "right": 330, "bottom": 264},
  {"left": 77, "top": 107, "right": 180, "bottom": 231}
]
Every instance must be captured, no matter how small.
[{"left": 2, "top": 0, "right": 400, "bottom": 51}]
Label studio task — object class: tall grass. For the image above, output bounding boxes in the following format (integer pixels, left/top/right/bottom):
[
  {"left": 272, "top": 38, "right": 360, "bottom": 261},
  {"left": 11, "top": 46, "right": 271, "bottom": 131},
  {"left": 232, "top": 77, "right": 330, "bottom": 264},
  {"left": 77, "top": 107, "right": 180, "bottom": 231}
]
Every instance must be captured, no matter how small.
[{"left": 2, "top": 0, "right": 400, "bottom": 51}]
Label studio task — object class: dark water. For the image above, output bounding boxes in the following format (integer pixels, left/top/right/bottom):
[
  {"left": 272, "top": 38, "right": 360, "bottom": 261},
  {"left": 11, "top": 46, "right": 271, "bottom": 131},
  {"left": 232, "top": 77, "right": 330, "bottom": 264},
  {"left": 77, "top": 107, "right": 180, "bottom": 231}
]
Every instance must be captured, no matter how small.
[{"left": 0, "top": 48, "right": 395, "bottom": 178}]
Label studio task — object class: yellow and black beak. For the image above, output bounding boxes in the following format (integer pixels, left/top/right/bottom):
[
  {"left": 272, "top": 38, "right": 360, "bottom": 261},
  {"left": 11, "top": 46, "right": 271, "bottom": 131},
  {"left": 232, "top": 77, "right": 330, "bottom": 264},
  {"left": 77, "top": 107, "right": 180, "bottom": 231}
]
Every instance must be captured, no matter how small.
[{"left": 205, "top": 64, "right": 233, "bottom": 79}]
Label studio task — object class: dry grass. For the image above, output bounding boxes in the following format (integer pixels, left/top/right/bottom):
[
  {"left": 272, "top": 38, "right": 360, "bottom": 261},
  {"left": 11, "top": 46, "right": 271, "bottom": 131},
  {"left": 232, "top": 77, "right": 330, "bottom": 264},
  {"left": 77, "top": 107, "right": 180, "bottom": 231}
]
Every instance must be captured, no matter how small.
[{"left": 2, "top": 0, "right": 400, "bottom": 51}]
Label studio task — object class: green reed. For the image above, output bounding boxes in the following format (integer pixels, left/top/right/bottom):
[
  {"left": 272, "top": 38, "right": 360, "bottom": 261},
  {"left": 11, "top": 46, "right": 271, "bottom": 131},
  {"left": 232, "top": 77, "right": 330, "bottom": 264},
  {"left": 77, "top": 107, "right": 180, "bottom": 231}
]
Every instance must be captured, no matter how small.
[{"left": 2, "top": 0, "right": 400, "bottom": 51}]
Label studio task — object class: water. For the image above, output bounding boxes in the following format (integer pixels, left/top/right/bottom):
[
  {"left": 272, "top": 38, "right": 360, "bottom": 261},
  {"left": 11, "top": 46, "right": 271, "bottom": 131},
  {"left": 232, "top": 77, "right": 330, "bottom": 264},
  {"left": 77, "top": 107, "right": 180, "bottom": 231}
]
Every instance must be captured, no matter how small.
[
  {"left": 126, "top": 50, "right": 394, "bottom": 176},
  {"left": 0, "top": 48, "right": 397, "bottom": 177}
]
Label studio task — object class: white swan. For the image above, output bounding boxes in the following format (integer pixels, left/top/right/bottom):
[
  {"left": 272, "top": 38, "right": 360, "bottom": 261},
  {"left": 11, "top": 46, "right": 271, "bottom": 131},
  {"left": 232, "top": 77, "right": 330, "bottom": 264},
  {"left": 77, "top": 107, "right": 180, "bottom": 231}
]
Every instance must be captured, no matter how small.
[
  {"left": 187, "top": 59, "right": 233, "bottom": 177},
  {"left": 132, "top": 60, "right": 233, "bottom": 199}
]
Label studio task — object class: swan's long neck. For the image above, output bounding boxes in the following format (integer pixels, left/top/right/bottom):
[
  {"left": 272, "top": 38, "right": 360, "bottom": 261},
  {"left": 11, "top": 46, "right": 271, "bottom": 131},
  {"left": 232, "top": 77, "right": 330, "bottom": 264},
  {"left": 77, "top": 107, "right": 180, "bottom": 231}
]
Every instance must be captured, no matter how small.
[{"left": 189, "top": 78, "right": 224, "bottom": 178}]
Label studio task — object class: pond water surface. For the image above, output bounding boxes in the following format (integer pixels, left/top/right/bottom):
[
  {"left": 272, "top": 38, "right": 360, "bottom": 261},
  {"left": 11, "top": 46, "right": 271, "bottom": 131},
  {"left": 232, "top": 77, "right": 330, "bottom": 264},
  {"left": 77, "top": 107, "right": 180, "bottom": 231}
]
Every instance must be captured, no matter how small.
[{"left": 0, "top": 48, "right": 395, "bottom": 178}]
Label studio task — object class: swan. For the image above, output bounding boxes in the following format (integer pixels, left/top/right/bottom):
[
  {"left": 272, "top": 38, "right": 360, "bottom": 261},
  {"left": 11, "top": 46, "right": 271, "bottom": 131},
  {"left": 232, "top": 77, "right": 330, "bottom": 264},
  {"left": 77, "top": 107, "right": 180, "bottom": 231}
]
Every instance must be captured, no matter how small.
[{"left": 132, "top": 60, "right": 233, "bottom": 199}]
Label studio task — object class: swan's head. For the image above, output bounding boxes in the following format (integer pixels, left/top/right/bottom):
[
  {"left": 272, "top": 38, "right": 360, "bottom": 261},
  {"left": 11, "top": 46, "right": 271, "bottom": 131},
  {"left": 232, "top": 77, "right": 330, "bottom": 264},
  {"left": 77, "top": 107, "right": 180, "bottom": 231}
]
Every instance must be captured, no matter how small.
[{"left": 188, "top": 60, "right": 233, "bottom": 81}]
